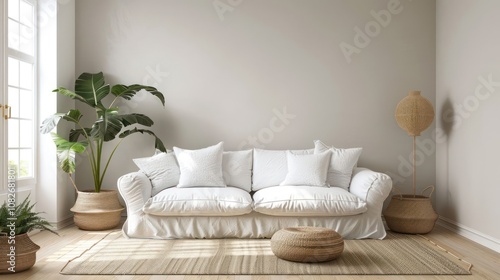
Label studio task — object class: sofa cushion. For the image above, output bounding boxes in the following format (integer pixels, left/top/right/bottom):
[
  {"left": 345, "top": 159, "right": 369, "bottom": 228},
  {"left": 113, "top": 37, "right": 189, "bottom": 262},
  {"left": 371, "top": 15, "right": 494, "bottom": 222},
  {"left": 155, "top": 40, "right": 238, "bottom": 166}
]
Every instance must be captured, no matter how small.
[
  {"left": 280, "top": 151, "right": 331, "bottom": 187},
  {"left": 135, "top": 148, "right": 252, "bottom": 194},
  {"left": 133, "top": 152, "right": 180, "bottom": 196},
  {"left": 314, "top": 140, "right": 363, "bottom": 190},
  {"left": 174, "top": 142, "right": 226, "bottom": 188},
  {"left": 252, "top": 148, "right": 313, "bottom": 191},
  {"left": 143, "top": 187, "right": 253, "bottom": 216},
  {"left": 253, "top": 186, "right": 367, "bottom": 217},
  {"left": 222, "top": 150, "right": 252, "bottom": 192}
]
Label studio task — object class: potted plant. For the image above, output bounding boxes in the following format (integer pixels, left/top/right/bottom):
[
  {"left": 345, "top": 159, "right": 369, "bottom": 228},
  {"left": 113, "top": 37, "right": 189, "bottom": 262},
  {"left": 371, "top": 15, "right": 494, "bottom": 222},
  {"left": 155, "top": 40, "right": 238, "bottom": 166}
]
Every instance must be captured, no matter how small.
[
  {"left": 0, "top": 196, "right": 57, "bottom": 273},
  {"left": 40, "top": 72, "right": 166, "bottom": 230}
]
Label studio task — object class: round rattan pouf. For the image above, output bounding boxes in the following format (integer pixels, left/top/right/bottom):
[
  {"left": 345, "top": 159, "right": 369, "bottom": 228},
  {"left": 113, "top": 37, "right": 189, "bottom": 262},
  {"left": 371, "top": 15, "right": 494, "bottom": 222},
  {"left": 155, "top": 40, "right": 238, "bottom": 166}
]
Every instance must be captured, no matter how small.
[{"left": 271, "top": 227, "right": 344, "bottom": 263}]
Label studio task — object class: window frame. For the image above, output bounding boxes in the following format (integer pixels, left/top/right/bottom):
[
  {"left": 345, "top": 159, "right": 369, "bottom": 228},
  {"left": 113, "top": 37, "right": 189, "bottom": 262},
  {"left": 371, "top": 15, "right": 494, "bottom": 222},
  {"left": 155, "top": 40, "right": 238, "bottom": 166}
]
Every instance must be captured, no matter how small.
[{"left": 2, "top": 0, "right": 38, "bottom": 191}]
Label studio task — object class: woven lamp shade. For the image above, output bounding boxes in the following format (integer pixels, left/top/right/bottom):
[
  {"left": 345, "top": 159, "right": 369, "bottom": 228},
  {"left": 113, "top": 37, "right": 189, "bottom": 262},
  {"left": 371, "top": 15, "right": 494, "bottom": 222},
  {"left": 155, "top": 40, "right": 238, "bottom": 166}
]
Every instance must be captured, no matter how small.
[{"left": 395, "top": 91, "right": 435, "bottom": 136}]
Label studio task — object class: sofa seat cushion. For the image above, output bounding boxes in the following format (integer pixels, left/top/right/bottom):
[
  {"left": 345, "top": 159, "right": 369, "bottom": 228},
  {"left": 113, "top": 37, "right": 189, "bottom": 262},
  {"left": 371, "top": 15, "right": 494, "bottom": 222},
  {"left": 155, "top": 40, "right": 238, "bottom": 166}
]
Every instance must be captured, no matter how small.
[
  {"left": 143, "top": 187, "right": 253, "bottom": 216},
  {"left": 253, "top": 186, "right": 367, "bottom": 217}
]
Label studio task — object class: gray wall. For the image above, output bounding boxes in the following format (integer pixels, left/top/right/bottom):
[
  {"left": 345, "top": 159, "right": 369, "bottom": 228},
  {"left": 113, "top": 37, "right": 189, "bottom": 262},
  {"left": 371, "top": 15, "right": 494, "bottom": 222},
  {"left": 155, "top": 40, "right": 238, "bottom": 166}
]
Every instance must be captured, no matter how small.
[
  {"left": 437, "top": 0, "right": 500, "bottom": 246},
  {"left": 74, "top": 0, "right": 436, "bottom": 197}
]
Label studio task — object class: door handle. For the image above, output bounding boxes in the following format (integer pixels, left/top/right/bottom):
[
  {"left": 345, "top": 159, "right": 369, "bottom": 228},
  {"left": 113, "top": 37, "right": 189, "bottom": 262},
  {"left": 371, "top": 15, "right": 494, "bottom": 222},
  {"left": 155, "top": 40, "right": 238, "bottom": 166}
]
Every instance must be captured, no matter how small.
[
  {"left": 5, "top": 105, "right": 12, "bottom": 120},
  {"left": 3, "top": 105, "right": 11, "bottom": 120}
]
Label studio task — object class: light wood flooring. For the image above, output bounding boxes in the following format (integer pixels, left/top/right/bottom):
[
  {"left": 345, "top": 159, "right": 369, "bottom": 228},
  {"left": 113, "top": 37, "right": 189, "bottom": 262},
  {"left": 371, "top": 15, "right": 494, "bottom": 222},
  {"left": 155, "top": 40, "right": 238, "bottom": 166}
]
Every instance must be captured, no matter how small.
[{"left": 2, "top": 223, "right": 500, "bottom": 280}]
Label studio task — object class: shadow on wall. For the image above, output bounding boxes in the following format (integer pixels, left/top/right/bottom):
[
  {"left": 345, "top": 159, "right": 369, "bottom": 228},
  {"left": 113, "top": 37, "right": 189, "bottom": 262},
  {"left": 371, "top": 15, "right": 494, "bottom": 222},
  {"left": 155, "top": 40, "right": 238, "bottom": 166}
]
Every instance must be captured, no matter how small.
[
  {"left": 440, "top": 97, "right": 454, "bottom": 136},
  {"left": 439, "top": 95, "right": 457, "bottom": 221}
]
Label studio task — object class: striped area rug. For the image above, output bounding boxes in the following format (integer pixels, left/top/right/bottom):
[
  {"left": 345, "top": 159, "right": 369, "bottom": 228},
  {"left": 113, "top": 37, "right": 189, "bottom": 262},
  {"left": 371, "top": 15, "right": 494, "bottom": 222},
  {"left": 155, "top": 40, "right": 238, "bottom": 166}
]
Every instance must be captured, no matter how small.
[{"left": 60, "top": 231, "right": 471, "bottom": 275}]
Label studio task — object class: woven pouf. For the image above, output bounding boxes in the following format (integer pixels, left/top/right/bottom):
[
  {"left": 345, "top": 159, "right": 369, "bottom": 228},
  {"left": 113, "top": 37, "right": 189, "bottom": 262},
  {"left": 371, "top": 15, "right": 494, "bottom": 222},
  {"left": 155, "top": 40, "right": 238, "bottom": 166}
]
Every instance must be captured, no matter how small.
[{"left": 271, "top": 227, "right": 344, "bottom": 263}]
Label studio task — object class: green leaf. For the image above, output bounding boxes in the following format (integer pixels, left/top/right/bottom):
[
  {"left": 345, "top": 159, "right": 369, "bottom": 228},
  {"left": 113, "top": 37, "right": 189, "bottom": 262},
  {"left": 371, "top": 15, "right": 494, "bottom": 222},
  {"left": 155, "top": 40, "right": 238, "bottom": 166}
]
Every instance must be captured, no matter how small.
[
  {"left": 117, "top": 113, "right": 154, "bottom": 127},
  {"left": 90, "top": 108, "right": 121, "bottom": 141},
  {"left": 69, "top": 128, "right": 92, "bottom": 142},
  {"left": 0, "top": 196, "right": 58, "bottom": 236},
  {"left": 91, "top": 111, "right": 154, "bottom": 142},
  {"left": 40, "top": 114, "right": 64, "bottom": 134},
  {"left": 40, "top": 110, "right": 83, "bottom": 134},
  {"left": 119, "top": 128, "right": 166, "bottom": 152},
  {"left": 51, "top": 133, "right": 87, "bottom": 174},
  {"left": 52, "top": 87, "right": 89, "bottom": 105},
  {"left": 62, "top": 109, "right": 83, "bottom": 123},
  {"left": 74, "top": 72, "right": 110, "bottom": 107},
  {"left": 111, "top": 84, "right": 165, "bottom": 106}
]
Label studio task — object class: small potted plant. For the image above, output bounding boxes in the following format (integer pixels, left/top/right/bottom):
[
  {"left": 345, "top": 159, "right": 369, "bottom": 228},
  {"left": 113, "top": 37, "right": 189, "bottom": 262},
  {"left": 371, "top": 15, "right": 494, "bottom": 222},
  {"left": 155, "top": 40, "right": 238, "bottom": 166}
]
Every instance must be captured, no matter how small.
[
  {"left": 40, "top": 72, "right": 166, "bottom": 230},
  {"left": 0, "top": 196, "right": 58, "bottom": 273}
]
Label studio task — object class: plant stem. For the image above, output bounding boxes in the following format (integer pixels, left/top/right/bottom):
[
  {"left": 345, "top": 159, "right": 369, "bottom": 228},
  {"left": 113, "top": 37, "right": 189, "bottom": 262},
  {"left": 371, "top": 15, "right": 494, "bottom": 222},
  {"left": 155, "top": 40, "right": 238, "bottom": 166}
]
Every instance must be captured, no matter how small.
[
  {"left": 73, "top": 120, "right": 98, "bottom": 190},
  {"left": 109, "top": 96, "right": 119, "bottom": 108},
  {"left": 95, "top": 139, "right": 103, "bottom": 192},
  {"left": 68, "top": 173, "right": 79, "bottom": 192},
  {"left": 100, "top": 138, "right": 124, "bottom": 188}
]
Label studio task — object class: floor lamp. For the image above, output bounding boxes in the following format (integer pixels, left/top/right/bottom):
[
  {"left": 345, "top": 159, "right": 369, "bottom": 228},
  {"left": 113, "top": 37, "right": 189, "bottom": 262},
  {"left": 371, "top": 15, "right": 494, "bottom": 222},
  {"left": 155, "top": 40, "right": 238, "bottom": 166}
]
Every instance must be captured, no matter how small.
[
  {"left": 394, "top": 90, "right": 435, "bottom": 196},
  {"left": 383, "top": 90, "right": 438, "bottom": 234}
]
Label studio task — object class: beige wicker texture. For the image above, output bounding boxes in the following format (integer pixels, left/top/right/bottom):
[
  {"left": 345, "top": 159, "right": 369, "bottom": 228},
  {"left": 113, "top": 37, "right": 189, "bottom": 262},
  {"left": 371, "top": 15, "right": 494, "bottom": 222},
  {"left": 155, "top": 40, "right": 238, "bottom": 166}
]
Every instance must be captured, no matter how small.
[
  {"left": 395, "top": 91, "right": 435, "bottom": 136},
  {"left": 0, "top": 233, "right": 40, "bottom": 273},
  {"left": 71, "top": 190, "right": 124, "bottom": 231},
  {"left": 271, "top": 227, "right": 344, "bottom": 263},
  {"left": 383, "top": 187, "right": 439, "bottom": 234}
]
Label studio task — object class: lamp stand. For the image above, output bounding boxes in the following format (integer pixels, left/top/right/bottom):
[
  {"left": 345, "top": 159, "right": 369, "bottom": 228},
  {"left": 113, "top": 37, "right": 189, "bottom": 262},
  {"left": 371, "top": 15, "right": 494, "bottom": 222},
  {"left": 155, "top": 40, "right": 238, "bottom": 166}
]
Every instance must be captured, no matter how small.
[{"left": 413, "top": 135, "right": 416, "bottom": 197}]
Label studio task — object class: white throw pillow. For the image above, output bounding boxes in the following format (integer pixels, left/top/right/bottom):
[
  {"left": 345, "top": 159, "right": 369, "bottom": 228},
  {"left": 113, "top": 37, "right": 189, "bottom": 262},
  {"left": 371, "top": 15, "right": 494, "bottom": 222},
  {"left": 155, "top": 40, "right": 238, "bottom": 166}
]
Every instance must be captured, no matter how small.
[
  {"left": 253, "top": 186, "right": 367, "bottom": 216},
  {"left": 173, "top": 142, "right": 226, "bottom": 188},
  {"left": 280, "top": 151, "right": 331, "bottom": 187},
  {"left": 143, "top": 187, "right": 253, "bottom": 216},
  {"left": 133, "top": 152, "right": 180, "bottom": 196},
  {"left": 252, "top": 148, "right": 314, "bottom": 191},
  {"left": 314, "top": 140, "right": 362, "bottom": 190},
  {"left": 222, "top": 150, "right": 253, "bottom": 192}
]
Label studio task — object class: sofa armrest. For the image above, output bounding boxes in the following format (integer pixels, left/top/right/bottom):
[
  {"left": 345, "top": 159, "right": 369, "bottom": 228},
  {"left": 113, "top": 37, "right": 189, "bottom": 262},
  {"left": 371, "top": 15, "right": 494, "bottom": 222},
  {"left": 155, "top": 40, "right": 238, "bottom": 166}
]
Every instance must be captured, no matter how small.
[
  {"left": 117, "top": 171, "right": 152, "bottom": 215},
  {"left": 350, "top": 168, "right": 392, "bottom": 207}
]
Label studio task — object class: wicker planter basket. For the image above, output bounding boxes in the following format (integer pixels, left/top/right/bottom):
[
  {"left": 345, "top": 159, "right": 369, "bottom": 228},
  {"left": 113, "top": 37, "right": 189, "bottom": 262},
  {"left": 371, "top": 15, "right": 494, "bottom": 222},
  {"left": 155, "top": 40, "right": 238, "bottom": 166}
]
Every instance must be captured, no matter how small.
[
  {"left": 0, "top": 233, "right": 40, "bottom": 273},
  {"left": 383, "top": 186, "right": 438, "bottom": 234},
  {"left": 70, "top": 190, "right": 124, "bottom": 231}
]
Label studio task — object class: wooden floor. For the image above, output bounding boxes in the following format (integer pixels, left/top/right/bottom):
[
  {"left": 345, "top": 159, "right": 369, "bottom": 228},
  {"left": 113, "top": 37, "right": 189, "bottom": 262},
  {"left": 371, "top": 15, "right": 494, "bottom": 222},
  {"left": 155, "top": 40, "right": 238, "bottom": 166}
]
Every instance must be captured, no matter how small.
[{"left": 2, "top": 224, "right": 500, "bottom": 280}]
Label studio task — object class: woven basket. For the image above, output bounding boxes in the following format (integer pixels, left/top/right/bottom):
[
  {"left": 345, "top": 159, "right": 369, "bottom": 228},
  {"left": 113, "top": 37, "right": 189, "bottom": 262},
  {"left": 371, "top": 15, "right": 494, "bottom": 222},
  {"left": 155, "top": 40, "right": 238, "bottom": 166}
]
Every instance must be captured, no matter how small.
[
  {"left": 0, "top": 233, "right": 40, "bottom": 273},
  {"left": 383, "top": 186, "right": 438, "bottom": 234},
  {"left": 71, "top": 190, "right": 124, "bottom": 231},
  {"left": 271, "top": 227, "right": 344, "bottom": 263}
]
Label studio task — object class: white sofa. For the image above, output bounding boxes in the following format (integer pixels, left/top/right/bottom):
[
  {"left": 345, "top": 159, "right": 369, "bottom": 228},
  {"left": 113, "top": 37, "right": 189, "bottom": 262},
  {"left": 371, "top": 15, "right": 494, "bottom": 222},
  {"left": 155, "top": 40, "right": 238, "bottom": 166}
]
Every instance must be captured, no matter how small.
[{"left": 117, "top": 142, "right": 393, "bottom": 240}]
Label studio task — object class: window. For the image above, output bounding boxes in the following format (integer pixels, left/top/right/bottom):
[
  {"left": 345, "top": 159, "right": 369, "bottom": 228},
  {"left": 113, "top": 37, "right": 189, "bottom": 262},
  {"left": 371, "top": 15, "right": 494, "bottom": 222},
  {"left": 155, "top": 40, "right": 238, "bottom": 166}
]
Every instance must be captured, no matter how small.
[{"left": 2, "top": 0, "right": 37, "bottom": 191}]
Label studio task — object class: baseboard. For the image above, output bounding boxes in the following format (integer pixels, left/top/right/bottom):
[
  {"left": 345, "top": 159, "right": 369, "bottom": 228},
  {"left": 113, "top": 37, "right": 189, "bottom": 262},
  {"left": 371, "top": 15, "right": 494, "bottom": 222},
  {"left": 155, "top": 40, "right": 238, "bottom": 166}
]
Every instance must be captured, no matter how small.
[
  {"left": 52, "top": 216, "right": 74, "bottom": 230},
  {"left": 437, "top": 216, "right": 500, "bottom": 254}
]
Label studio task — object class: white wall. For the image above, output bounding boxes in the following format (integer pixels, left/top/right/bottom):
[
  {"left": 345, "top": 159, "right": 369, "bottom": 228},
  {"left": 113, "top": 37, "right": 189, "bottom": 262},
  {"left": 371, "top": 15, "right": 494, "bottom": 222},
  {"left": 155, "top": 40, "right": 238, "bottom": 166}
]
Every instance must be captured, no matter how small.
[
  {"left": 74, "top": 0, "right": 436, "bottom": 198},
  {"left": 37, "top": 0, "right": 75, "bottom": 227},
  {"left": 436, "top": 0, "right": 500, "bottom": 250}
]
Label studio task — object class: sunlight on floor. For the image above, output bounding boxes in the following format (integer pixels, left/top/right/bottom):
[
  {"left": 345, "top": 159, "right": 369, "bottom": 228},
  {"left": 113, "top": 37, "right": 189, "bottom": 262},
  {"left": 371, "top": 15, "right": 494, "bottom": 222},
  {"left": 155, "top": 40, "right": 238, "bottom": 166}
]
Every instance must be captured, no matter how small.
[{"left": 44, "top": 232, "right": 275, "bottom": 263}]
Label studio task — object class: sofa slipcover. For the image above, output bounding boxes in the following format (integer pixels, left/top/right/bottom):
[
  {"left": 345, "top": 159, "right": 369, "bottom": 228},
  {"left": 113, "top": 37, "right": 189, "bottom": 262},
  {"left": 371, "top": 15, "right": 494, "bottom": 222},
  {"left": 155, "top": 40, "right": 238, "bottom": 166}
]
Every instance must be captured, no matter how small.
[{"left": 118, "top": 167, "right": 392, "bottom": 239}]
